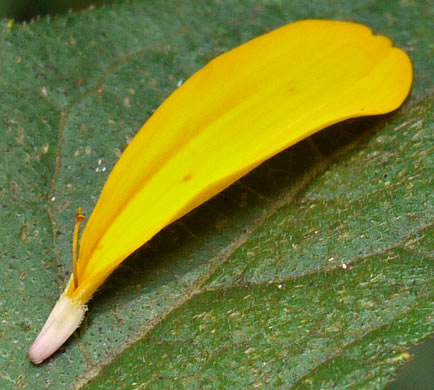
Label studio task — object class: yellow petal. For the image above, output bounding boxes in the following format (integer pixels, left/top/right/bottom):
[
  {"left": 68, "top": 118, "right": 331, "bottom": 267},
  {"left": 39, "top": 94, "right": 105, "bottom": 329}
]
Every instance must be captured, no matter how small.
[
  {"left": 28, "top": 19, "right": 412, "bottom": 364},
  {"left": 74, "top": 19, "right": 412, "bottom": 301}
]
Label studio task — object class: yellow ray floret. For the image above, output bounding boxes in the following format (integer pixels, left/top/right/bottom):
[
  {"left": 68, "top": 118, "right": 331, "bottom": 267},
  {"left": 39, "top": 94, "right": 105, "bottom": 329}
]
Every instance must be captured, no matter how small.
[{"left": 28, "top": 19, "right": 412, "bottom": 364}]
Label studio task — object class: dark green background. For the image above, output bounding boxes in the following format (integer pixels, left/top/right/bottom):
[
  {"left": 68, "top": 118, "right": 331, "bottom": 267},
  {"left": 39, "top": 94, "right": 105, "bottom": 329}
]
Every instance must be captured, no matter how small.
[{"left": 0, "top": 0, "right": 114, "bottom": 21}]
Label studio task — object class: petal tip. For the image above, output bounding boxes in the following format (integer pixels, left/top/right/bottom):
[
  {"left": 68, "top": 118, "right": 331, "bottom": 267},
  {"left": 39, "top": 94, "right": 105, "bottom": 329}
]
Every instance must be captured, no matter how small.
[{"left": 27, "top": 295, "right": 86, "bottom": 365}]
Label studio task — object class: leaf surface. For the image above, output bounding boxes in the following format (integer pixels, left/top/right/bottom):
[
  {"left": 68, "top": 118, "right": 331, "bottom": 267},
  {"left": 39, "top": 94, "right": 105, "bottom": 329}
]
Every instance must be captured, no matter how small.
[{"left": 0, "top": 0, "right": 432, "bottom": 388}]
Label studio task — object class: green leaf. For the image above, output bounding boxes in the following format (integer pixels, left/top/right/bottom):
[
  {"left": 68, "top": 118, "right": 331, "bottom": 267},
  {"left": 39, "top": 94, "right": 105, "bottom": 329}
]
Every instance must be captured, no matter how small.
[{"left": 0, "top": 1, "right": 432, "bottom": 389}]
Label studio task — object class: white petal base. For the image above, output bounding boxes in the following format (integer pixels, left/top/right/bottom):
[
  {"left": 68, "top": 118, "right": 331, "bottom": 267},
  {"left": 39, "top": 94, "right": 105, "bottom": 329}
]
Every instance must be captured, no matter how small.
[{"left": 27, "top": 295, "right": 86, "bottom": 364}]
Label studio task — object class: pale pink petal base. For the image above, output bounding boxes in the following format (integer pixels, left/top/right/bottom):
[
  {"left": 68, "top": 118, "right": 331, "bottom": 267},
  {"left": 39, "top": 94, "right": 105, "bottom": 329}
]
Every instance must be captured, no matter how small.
[{"left": 27, "top": 295, "right": 86, "bottom": 364}]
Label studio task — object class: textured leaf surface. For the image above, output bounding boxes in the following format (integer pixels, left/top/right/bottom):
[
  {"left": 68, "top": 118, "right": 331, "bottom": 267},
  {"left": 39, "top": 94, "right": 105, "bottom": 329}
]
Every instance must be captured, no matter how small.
[{"left": 0, "top": 0, "right": 432, "bottom": 389}]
